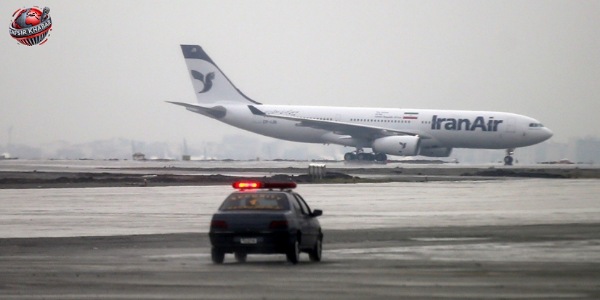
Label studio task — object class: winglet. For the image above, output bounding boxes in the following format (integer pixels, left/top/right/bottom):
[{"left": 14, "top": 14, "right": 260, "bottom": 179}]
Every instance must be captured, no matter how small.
[{"left": 167, "top": 101, "right": 226, "bottom": 119}]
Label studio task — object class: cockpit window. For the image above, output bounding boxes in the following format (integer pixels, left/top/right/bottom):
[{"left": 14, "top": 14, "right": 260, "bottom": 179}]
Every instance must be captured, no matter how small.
[
  {"left": 529, "top": 123, "right": 544, "bottom": 128},
  {"left": 220, "top": 193, "right": 290, "bottom": 211}
]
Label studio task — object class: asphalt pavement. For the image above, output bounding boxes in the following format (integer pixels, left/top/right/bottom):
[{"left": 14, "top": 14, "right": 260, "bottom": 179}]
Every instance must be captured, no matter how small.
[{"left": 1, "top": 224, "right": 599, "bottom": 299}]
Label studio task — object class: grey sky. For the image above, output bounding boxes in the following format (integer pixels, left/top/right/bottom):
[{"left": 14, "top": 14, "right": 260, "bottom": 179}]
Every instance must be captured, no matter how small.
[{"left": 1, "top": 0, "right": 599, "bottom": 149}]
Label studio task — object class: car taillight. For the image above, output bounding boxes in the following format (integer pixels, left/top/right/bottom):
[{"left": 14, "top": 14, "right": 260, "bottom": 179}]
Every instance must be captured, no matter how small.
[
  {"left": 269, "top": 220, "right": 288, "bottom": 229},
  {"left": 211, "top": 220, "right": 228, "bottom": 229}
]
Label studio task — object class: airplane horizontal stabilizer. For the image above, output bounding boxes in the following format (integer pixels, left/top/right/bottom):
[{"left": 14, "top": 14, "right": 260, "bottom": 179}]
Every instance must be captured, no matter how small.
[{"left": 167, "top": 101, "right": 226, "bottom": 119}]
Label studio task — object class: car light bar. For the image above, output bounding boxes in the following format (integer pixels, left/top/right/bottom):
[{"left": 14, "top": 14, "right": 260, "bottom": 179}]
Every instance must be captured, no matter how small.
[{"left": 232, "top": 181, "right": 297, "bottom": 190}]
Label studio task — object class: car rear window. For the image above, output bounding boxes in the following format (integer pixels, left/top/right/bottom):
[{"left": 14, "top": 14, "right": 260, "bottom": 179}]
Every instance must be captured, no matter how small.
[{"left": 219, "top": 192, "right": 290, "bottom": 211}]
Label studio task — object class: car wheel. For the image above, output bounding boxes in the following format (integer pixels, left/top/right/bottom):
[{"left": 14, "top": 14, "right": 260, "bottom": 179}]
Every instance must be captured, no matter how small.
[
  {"left": 286, "top": 239, "right": 300, "bottom": 264},
  {"left": 308, "top": 236, "right": 322, "bottom": 262},
  {"left": 211, "top": 247, "right": 225, "bottom": 264},
  {"left": 234, "top": 251, "right": 247, "bottom": 263}
]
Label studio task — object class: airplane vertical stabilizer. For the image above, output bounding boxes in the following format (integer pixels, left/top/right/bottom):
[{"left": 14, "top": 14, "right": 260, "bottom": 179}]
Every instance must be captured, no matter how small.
[{"left": 180, "top": 45, "right": 260, "bottom": 105}]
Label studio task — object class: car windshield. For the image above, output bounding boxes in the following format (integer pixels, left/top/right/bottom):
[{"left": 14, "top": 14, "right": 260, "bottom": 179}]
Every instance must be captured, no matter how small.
[{"left": 219, "top": 192, "right": 290, "bottom": 211}]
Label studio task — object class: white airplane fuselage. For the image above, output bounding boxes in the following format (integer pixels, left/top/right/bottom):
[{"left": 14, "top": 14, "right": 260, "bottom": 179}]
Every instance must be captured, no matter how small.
[{"left": 219, "top": 104, "right": 550, "bottom": 149}]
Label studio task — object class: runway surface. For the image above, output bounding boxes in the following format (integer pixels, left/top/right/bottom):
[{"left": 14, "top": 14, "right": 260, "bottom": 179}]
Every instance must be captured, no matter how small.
[
  {"left": 0, "top": 172, "right": 599, "bottom": 298},
  {"left": 1, "top": 224, "right": 599, "bottom": 299}
]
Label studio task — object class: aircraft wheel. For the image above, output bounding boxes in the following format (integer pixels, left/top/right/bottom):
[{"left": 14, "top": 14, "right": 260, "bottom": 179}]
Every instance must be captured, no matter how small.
[
  {"left": 344, "top": 153, "right": 357, "bottom": 161},
  {"left": 357, "top": 153, "right": 374, "bottom": 161},
  {"left": 504, "top": 156, "right": 513, "bottom": 166},
  {"left": 374, "top": 153, "right": 387, "bottom": 162}
]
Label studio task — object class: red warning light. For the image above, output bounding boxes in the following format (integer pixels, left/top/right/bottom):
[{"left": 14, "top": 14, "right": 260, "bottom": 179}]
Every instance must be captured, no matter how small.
[
  {"left": 232, "top": 181, "right": 262, "bottom": 189},
  {"left": 232, "top": 181, "right": 296, "bottom": 190}
]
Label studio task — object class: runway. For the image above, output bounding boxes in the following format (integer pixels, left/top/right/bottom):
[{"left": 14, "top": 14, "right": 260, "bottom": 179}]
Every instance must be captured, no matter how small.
[
  {"left": 1, "top": 224, "right": 599, "bottom": 299},
  {"left": 0, "top": 166, "right": 599, "bottom": 299}
]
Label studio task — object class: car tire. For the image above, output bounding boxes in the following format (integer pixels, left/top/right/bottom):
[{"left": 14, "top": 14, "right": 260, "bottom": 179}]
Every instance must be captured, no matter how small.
[
  {"left": 211, "top": 247, "right": 225, "bottom": 264},
  {"left": 308, "top": 236, "right": 322, "bottom": 262},
  {"left": 234, "top": 251, "right": 247, "bottom": 263},
  {"left": 286, "top": 239, "right": 300, "bottom": 264}
]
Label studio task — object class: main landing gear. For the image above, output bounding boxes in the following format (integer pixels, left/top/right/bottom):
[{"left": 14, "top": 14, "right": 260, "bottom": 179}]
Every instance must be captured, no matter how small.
[
  {"left": 504, "top": 149, "right": 514, "bottom": 166},
  {"left": 344, "top": 150, "right": 387, "bottom": 162}
]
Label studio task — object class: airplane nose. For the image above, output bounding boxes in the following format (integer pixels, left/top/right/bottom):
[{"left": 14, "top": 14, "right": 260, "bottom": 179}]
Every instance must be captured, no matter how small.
[{"left": 542, "top": 127, "right": 553, "bottom": 141}]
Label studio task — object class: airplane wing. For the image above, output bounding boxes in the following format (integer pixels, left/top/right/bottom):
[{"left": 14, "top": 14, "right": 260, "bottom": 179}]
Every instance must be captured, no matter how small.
[
  {"left": 167, "top": 101, "right": 226, "bottom": 118},
  {"left": 248, "top": 105, "right": 429, "bottom": 140}
]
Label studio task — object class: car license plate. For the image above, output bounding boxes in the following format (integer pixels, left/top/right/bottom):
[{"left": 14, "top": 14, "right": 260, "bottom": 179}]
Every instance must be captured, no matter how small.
[{"left": 240, "top": 238, "right": 258, "bottom": 244}]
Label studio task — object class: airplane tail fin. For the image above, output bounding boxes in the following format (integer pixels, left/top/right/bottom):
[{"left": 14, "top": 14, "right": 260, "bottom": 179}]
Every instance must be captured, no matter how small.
[{"left": 180, "top": 45, "right": 260, "bottom": 105}]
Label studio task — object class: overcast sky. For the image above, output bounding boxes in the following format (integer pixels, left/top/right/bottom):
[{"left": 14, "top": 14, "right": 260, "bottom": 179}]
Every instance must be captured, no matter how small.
[{"left": 1, "top": 0, "right": 599, "bottom": 149}]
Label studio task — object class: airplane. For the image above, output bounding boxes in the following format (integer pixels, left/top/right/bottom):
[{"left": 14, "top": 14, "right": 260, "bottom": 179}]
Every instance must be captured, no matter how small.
[{"left": 169, "top": 45, "right": 553, "bottom": 165}]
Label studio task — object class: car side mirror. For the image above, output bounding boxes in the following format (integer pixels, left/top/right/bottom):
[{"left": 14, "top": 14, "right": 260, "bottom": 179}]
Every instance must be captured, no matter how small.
[{"left": 311, "top": 209, "right": 323, "bottom": 217}]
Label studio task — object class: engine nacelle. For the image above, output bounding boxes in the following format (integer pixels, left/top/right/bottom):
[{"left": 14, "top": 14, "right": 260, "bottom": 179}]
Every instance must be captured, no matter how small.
[
  {"left": 419, "top": 147, "right": 453, "bottom": 157},
  {"left": 371, "top": 136, "right": 421, "bottom": 156}
]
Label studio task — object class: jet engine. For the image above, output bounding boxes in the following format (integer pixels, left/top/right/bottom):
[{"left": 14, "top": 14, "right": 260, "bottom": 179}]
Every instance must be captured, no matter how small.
[
  {"left": 371, "top": 136, "right": 421, "bottom": 156},
  {"left": 419, "top": 147, "right": 453, "bottom": 157}
]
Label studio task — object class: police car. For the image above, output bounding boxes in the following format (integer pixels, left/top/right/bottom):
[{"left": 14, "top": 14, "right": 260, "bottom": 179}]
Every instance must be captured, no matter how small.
[{"left": 209, "top": 181, "right": 323, "bottom": 264}]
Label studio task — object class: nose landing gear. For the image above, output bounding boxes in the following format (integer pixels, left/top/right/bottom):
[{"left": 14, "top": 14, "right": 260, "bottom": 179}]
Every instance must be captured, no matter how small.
[{"left": 504, "top": 149, "right": 515, "bottom": 166}]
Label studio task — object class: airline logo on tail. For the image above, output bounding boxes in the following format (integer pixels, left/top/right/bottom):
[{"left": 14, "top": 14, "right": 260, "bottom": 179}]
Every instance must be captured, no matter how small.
[{"left": 191, "top": 70, "right": 214, "bottom": 93}]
